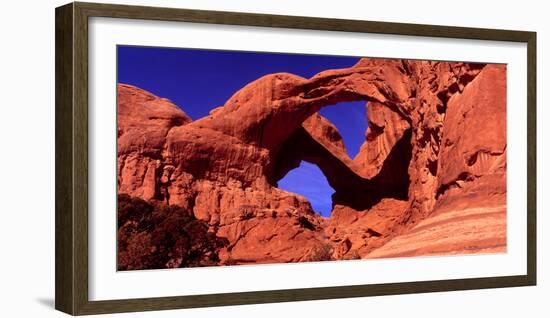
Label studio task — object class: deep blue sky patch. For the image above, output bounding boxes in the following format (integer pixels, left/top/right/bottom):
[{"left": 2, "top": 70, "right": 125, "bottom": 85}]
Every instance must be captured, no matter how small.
[
  {"left": 320, "top": 101, "right": 368, "bottom": 159},
  {"left": 277, "top": 161, "right": 335, "bottom": 217}
]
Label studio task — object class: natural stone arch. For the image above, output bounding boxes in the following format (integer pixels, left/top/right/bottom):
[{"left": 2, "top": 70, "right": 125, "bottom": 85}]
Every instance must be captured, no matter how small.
[
  {"left": 270, "top": 110, "right": 412, "bottom": 212},
  {"left": 163, "top": 58, "right": 486, "bottom": 217},
  {"left": 192, "top": 58, "right": 415, "bottom": 154},
  {"left": 117, "top": 58, "right": 507, "bottom": 265}
]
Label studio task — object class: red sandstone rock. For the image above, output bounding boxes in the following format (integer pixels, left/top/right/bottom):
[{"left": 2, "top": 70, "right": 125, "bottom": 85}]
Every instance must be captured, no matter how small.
[
  {"left": 353, "top": 101, "right": 410, "bottom": 179},
  {"left": 117, "top": 84, "right": 191, "bottom": 200},
  {"left": 365, "top": 201, "right": 506, "bottom": 259},
  {"left": 437, "top": 64, "right": 507, "bottom": 196},
  {"left": 117, "top": 57, "right": 506, "bottom": 268},
  {"left": 364, "top": 64, "right": 507, "bottom": 259}
]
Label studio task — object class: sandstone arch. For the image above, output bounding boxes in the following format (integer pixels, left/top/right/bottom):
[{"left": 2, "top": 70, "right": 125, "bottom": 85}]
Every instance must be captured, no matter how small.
[
  {"left": 271, "top": 111, "right": 412, "bottom": 212},
  {"left": 117, "top": 58, "right": 507, "bottom": 264}
]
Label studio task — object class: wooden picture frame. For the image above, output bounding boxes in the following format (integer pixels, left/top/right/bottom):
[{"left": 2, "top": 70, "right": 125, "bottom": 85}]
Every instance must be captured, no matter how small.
[{"left": 55, "top": 1, "right": 537, "bottom": 315}]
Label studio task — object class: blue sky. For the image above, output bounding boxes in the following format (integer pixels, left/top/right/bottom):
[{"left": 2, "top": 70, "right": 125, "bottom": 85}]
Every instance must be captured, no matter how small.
[
  {"left": 118, "top": 46, "right": 367, "bottom": 216},
  {"left": 277, "top": 162, "right": 334, "bottom": 216}
]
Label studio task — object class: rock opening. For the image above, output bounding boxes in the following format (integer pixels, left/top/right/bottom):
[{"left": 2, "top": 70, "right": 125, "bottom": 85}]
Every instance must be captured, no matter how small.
[
  {"left": 318, "top": 101, "right": 368, "bottom": 159},
  {"left": 277, "top": 161, "right": 335, "bottom": 217}
]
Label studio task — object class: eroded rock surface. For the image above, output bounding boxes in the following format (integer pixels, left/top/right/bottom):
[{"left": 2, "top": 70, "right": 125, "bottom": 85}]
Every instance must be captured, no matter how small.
[{"left": 117, "top": 58, "right": 506, "bottom": 268}]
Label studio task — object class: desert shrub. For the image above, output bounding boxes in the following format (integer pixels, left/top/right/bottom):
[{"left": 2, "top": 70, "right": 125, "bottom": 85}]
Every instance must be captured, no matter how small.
[
  {"left": 223, "top": 252, "right": 239, "bottom": 266},
  {"left": 343, "top": 249, "right": 361, "bottom": 260},
  {"left": 117, "top": 194, "right": 153, "bottom": 228},
  {"left": 117, "top": 194, "right": 229, "bottom": 270},
  {"left": 297, "top": 216, "right": 316, "bottom": 231},
  {"left": 306, "top": 242, "right": 334, "bottom": 262},
  {"left": 238, "top": 205, "right": 257, "bottom": 220}
]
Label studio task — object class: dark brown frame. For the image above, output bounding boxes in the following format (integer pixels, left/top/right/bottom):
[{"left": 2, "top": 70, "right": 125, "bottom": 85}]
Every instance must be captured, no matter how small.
[{"left": 55, "top": 1, "right": 537, "bottom": 315}]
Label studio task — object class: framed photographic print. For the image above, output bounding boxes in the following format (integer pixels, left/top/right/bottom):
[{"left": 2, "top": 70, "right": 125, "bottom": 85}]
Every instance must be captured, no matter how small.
[{"left": 55, "top": 2, "right": 537, "bottom": 315}]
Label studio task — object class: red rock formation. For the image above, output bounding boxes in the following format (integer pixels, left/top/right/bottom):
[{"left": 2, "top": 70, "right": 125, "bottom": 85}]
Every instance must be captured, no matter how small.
[
  {"left": 117, "top": 57, "right": 506, "bottom": 268},
  {"left": 364, "top": 63, "right": 507, "bottom": 258},
  {"left": 117, "top": 84, "right": 192, "bottom": 201}
]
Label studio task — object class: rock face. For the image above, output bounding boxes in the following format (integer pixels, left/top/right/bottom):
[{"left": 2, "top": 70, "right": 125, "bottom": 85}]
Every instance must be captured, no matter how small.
[
  {"left": 366, "top": 64, "right": 507, "bottom": 258},
  {"left": 117, "top": 84, "right": 192, "bottom": 201},
  {"left": 117, "top": 58, "right": 506, "bottom": 269}
]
